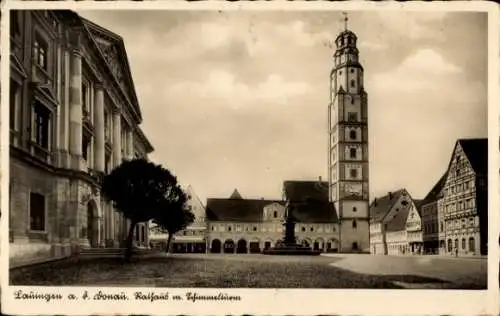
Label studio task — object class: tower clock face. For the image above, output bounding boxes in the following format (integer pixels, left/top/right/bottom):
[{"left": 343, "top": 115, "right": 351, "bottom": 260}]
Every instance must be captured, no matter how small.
[{"left": 345, "top": 183, "right": 362, "bottom": 196}]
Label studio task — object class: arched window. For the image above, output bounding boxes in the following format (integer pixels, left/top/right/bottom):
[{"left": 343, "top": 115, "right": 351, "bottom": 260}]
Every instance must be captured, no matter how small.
[
  {"left": 301, "top": 227, "right": 306, "bottom": 232},
  {"left": 454, "top": 238, "right": 458, "bottom": 249},
  {"left": 228, "top": 226, "right": 232, "bottom": 232},
  {"left": 273, "top": 211, "right": 277, "bottom": 218},
  {"left": 310, "top": 227, "right": 314, "bottom": 232},
  {"left": 469, "top": 237, "right": 475, "bottom": 252},
  {"left": 349, "top": 130, "right": 357, "bottom": 140},
  {"left": 447, "top": 239, "right": 452, "bottom": 252},
  {"left": 461, "top": 238, "right": 466, "bottom": 249},
  {"left": 352, "top": 220, "right": 357, "bottom": 229},
  {"left": 350, "top": 79, "right": 355, "bottom": 88}
]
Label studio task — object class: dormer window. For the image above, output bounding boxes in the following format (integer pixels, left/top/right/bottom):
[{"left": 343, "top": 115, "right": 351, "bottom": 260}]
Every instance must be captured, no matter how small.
[{"left": 273, "top": 211, "right": 277, "bottom": 218}]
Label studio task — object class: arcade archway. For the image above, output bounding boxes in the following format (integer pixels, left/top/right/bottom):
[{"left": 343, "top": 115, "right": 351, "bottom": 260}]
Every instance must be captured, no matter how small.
[
  {"left": 237, "top": 239, "right": 248, "bottom": 253},
  {"left": 211, "top": 239, "right": 222, "bottom": 253}
]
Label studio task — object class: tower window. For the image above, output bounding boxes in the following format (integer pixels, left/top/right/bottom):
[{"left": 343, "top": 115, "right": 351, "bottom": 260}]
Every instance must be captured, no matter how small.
[
  {"left": 350, "top": 148, "right": 356, "bottom": 159},
  {"left": 350, "top": 169, "right": 358, "bottom": 179},
  {"left": 352, "top": 220, "right": 357, "bottom": 229},
  {"left": 339, "top": 71, "right": 342, "bottom": 75},
  {"left": 348, "top": 112, "right": 357, "bottom": 122},
  {"left": 350, "top": 79, "right": 355, "bottom": 88},
  {"left": 350, "top": 69, "right": 354, "bottom": 73},
  {"left": 349, "top": 130, "right": 357, "bottom": 140},
  {"left": 353, "top": 207, "right": 357, "bottom": 212}
]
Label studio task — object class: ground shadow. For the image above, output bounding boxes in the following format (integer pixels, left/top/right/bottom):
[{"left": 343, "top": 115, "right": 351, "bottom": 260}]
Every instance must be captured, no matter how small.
[{"left": 9, "top": 256, "right": 485, "bottom": 290}]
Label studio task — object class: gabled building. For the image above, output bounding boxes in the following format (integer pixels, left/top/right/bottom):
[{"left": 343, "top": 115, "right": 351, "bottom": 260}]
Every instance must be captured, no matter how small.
[
  {"left": 369, "top": 189, "right": 424, "bottom": 255},
  {"left": 148, "top": 185, "right": 207, "bottom": 253},
  {"left": 205, "top": 180, "right": 339, "bottom": 254},
  {"left": 438, "top": 138, "right": 488, "bottom": 256},
  {"left": 9, "top": 10, "right": 154, "bottom": 266},
  {"left": 171, "top": 185, "right": 207, "bottom": 253},
  {"left": 420, "top": 173, "right": 447, "bottom": 254}
]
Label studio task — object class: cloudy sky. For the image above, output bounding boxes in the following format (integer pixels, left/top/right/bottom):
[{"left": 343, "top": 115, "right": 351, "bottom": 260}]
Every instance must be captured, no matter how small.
[{"left": 78, "top": 9, "right": 487, "bottom": 202}]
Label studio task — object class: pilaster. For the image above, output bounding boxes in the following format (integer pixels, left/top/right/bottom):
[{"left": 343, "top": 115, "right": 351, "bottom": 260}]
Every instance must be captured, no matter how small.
[
  {"left": 112, "top": 110, "right": 122, "bottom": 167},
  {"left": 94, "top": 84, "right": 105, "bottom": 172},
  {"left": 69, "top": 48, "right": 83, "bottom": 171}
]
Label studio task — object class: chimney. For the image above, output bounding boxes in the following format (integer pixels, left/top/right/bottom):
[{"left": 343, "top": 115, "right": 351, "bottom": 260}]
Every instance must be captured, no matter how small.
[{"left": 388, "top": 192, "right": 392, "bottom": 199}]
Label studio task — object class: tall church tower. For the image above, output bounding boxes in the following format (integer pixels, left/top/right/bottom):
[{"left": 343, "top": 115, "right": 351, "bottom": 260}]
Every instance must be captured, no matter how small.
[{"left": 328, "top": 15, "right": 370, "bottom": 253}]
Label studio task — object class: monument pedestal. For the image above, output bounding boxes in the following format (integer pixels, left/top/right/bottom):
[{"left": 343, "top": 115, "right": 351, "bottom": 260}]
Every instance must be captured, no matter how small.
[{"left": 262, "top": 208, "right": 321, "bottom": 256}]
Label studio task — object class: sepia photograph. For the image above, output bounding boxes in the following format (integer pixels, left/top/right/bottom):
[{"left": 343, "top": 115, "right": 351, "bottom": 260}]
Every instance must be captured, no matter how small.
[{"left": 2, "top": 2, "right": 498, "bottom": 315}]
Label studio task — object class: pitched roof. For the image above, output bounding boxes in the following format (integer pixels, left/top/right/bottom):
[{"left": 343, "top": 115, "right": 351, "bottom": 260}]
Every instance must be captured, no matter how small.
[
  {"left": 284, "top": 180, "right": 338, "bottom": 223},
  {"left": 458, "top": 138, "right": 488, "bottom": 175},
  {"left": 369, "top": 189, "right": 406, "bottom": 222},
  {"left": 206, "top": 180, "right": 338, "bottom": 223},
  {"left": 229, "top": 189, "right": 243, "bottom": 200},
  {"left": 290, "top": 201, "right": 339, "bottom": 223},
  {"left": 283, "top": 180, "right": 329, "bottom": 203},
  {"left": 205, "top": 198, "right": 282, "bottom": 222},
  {"left": 384, "top": 205, "right": 411, "bottom": 232},
  {"left": 421, "top": 173, "right": 447, "bottom": 205}
]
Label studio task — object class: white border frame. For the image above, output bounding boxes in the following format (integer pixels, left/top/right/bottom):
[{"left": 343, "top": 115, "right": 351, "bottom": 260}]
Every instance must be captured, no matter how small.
[{"left": 1, "top": 1, "right": 499, "bottom": 316}]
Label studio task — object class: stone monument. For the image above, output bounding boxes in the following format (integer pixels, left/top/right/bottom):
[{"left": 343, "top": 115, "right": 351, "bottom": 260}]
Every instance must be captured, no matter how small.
[{"left": 262, "top": 206, "right": 321, "bottom": 255}]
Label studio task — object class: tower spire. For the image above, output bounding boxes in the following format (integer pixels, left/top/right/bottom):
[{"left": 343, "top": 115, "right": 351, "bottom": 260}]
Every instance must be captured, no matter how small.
[{"left": 342, "top": 12, "right": 348, "bottom": 31}]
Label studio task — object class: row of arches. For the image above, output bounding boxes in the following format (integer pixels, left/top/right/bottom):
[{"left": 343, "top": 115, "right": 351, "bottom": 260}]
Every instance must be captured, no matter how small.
[{"left": 210, "top": 238, "right": 340, "bottom": 254}]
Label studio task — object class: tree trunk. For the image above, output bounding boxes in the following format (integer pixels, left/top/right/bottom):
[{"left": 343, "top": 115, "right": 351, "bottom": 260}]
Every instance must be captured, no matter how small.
[
  {"left": 165, "top": 233, "right": 173, "bottom": 255},
  {"left": 124, "top": 221, "right": 137, "bottom": 262}
]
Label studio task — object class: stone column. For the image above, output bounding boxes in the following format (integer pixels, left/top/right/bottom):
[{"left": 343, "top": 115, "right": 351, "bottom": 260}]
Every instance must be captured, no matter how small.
[
  {"left": 68, "top": 48, "right": 83, "bottom": 171},
  {"left": 93, "top": 85, "right": 105, "bottom": 173}
]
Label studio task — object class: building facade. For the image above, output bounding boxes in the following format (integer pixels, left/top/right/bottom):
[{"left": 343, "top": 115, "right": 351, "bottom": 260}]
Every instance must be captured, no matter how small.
[
  {"left": 171, "top": 185, "right": 207, "bottom": 253},
  {"left": 148, "top": 185, "right": 207, "bottom": 253},
  {"left": 9, "top": 10, "right": 153, "bottom": 265},
  {"left": 328, "top": 24, "right": 370, "bottom": 253},
  {"left": 438, "top": 139, "right": 488, "bottom": 256},
  {"left": 420, "top": 174, "right": 446, "bottom": 254},
  {"left": 206, "top": 181, "right": 340, "bottom": 254},
  {"left": 369, "top": 189, "right": 424, "bottom": 255}
]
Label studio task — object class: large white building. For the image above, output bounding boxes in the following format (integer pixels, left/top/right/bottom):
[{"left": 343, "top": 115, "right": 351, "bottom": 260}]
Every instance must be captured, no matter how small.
[
  {"left": 9, "top": 10, "right": 153, "bottom": 266},
  {"left": 205, "top": 181, "right": 339, "bottom": 254}
]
